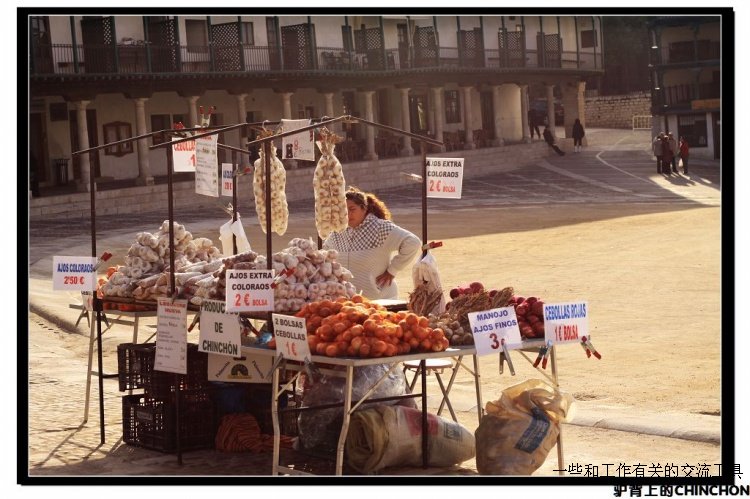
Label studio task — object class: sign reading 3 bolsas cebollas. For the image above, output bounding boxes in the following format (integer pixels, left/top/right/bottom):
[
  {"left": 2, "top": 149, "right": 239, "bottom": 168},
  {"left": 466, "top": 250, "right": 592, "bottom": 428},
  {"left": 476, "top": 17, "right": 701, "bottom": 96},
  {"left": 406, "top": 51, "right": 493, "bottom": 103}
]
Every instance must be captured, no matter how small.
[
  {"left": 543, "top": 301, "right": 589, "bottom": 344},
  {"left": 53, "top": 256, "right": 97, "bottom": 291}
]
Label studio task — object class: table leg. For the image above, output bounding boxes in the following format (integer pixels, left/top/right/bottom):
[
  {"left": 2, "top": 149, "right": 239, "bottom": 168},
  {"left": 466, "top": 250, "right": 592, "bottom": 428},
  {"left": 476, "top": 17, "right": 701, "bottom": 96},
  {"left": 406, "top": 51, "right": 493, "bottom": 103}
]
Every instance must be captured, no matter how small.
[
  {"left": 82, "top": 312, "right": 96, "bottom": 424},
  {"left": 421, "top": 359, "right": 428, "bottom": 467},
  {"left": 271, "top": 362, "right": 281, "bottom": 475},
  {"left": 550, "top": 346, "right": 565, "bottom": 475},
  {"left": 434, "top": 372, "right": 457, "bottom": 422},
  {"left": 437, "top": 355, "right": 462, "bottom": 416},
  {"left": 473, "top": 354, "right": 483, "bottom": 424},
  {"left": 335, "top": 365, "right": 354, "bottom": 475},
  {"left": 132, "top": 313, "right": 139, "bottom": 344}
]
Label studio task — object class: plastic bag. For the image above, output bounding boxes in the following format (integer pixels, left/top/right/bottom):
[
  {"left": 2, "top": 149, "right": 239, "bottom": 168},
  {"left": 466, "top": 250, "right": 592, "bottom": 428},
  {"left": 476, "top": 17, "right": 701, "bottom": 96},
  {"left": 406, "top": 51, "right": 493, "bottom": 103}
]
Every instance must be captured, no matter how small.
[
  {"left": 345, "top": 405, "right": 475, "bottom": 474},
  {"left": 296, "top": 364, "right": 413, "bottom": 454},
  {"left": 411, "top": 251, "right": 446, "bottom": 316},
  {"left": 475, "top": 379, "right": 575, "bottom": 475},
  {"left": 231, "top": 216, "right": 251, "bottom": 254}
]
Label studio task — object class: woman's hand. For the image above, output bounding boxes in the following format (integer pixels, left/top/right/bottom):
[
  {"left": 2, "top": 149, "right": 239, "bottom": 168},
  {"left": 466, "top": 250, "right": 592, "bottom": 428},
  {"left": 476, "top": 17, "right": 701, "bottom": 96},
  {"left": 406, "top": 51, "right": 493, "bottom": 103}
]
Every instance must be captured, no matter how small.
[{"left": 375, "top": 270, "right": 394, "bottom": 289}]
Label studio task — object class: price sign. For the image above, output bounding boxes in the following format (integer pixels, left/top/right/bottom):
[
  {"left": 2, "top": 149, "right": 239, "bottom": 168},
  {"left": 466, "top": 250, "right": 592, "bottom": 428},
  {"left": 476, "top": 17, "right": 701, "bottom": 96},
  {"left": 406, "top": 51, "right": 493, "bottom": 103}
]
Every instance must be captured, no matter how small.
[
  {"left": 195, "top": 135, "right": 219, "bottom": 197},
  {"left": 53, "top": 256, "right": 96, "bottom": 291},
  {"left": 199, "top": 299, "right": 241, "bottom": 357},
  {"left": 272, "top": 313, "right": 310, "bottom": 361},
  {"left": 425, "top": 157, "right": 464, "bottom": 199},
  {"left": 225, "top": 269, "right": 274, "bottom": 312},
  {"left": 468, "top": 307, "right": 523, "bottom": 356},
  {"left": 221, "top": 163, "right": 234, "bottom": 197},
  {"left": 543, "top": 301, "right": 589, "bottom": 344},
  {"left": 155, "top": 298, "right": 188, "bottom": 374},
  {"left": 281, "top": 119, "right": 315, "bottom": 161},
  {"left": 172, "top": 136, "right": 196, "bottom": 172}
]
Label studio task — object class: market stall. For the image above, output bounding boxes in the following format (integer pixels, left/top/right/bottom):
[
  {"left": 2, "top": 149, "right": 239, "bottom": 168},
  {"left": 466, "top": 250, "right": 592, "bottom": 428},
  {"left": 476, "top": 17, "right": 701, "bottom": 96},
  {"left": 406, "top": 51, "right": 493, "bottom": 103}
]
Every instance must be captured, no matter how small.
[{"left": 63, "top": 113, "right": 597, "bottom": 476}]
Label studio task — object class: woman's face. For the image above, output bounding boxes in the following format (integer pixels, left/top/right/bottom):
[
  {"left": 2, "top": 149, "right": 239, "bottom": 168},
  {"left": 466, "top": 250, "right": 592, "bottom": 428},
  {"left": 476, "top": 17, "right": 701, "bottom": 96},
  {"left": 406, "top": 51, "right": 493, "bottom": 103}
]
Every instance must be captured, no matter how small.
[{"left": 346, "top": 199, "right": 367, "bottom": 228}]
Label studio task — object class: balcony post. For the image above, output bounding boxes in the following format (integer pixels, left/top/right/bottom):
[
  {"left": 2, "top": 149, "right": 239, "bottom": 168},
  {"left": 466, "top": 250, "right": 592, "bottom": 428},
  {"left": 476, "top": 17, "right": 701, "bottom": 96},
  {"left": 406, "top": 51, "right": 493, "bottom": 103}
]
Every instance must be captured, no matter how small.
[
  {"left": 546, "top": 84, "right": 556, "bottom": 137},
  {"left": 111, "top": 16, "right": 119, "bottom": 73},
  {"left": 143, "top": 16, "right": 152, "bottom": 73},
  {"left": 462, "top": 85, "right": 475, "bottom": 149},
  {"left": 520, "top": 84, "right": 531, "bottom": 143},
  {"left": 362, "top": 90, "right": 378, "bottom": 160},
  {"left": 207, "top": 16, "right": 215, "bottom": 72},
  {"left": 134, "top": 97, "right": 153, "bottom": 185},
  {"left": 238, "top": 16, "right": 246, "bottom": 72},
  {"left": 236, "top": 93, "right": 248, "bottom": 168},
  {"left": 491, "top": 85, "right": 504, "bottom": 146},
  {"left": 187, "top": 95, "right": 200, "bottom": 127},
  {"left": 70, "top": 16, "right": 79, "bottom": 74},
  {"left": 431, "top": 86, "right": 446, "bottom": 152},
  {"left": 75, "top": 100, "right": 92, "bottom": 192},
  {"left": 399, "top": 87, "right": 414, "bottom": 156}
]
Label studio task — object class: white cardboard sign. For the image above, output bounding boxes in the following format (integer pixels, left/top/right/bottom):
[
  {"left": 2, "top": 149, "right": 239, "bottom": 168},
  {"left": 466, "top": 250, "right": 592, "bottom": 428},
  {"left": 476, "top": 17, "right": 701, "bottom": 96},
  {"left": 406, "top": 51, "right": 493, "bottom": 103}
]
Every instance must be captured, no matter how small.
[
  {"left": 199, "top": 299, "right": 241, "bottom": 358},
  {"left": 221, "top": 162, "right": 234, "bottom": 197},
  {"left": 225, "top": 269, "right": 274, "bottom": 312},
  {"left": 543, "top": 301, "right": 589, "bottom": 344},
  {"left": 467, "top": 306, "right": 523, "bottom": 355},
  {"left": 155, "top": 298, "right": 188, "bottom": 374},
  {"left": 425, "top": 157, "right": 464, "bottom": 199},
  {"left": 281, "top": 119, "right": 315, "bottom": 161},
  {"left": 195, "top": 135, "right": 219, "bottom": 197},
  {"left": 172, "top": 136, "right": 196, "bottom": 172},
  {"left": 52, "top": 256, "right": 97, "bottom": 291},
  {"left": 272, "top": 314, "right": 310, "bottom": 361}
]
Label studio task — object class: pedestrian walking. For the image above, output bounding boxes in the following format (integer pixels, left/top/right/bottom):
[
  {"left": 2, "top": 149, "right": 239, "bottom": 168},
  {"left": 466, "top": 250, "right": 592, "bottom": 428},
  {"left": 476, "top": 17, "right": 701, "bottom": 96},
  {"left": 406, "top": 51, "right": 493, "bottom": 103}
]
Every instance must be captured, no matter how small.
[
  {"left": 668, "top": 133, "right": 678, "bottom": 173},
  {"left": 528, "top": 109, "right": 541, "bottom": 140},
  {"left": 653, "top": 133, "right": 664, "bottom": 173},
  {"left": 661, "top": 135, "right": 673, "bottom": 174},
  {"left": 572, "top": 118, "right": 585, "bottom": 153},
  {"left": 679, "top": 136, "right": 690, "bottom": 174},
  {"left": 543, "top": 126, "right": 565, "bottom": 156}
]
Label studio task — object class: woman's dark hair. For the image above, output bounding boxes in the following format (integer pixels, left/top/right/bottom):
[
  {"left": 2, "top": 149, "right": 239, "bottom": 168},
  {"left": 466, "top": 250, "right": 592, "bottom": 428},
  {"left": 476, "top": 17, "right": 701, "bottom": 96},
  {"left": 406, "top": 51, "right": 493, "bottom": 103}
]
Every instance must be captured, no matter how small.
[{"left": 346, "top": 186, "right": 391, "bottom": 220}]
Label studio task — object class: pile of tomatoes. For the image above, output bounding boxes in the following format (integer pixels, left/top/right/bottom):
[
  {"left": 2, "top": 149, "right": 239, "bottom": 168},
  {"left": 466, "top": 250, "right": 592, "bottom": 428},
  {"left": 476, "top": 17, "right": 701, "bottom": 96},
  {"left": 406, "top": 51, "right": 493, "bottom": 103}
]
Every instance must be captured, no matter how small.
[{"left": 270, "top": 295, "right": 450, "bottom": 358}]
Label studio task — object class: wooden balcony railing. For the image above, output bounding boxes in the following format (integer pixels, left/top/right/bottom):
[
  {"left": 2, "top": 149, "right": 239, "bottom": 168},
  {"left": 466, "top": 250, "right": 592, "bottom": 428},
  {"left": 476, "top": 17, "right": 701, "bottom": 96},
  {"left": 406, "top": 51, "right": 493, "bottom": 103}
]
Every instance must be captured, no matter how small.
[{"left": 30, "top": 42, "right": 604, "bottom": 76}]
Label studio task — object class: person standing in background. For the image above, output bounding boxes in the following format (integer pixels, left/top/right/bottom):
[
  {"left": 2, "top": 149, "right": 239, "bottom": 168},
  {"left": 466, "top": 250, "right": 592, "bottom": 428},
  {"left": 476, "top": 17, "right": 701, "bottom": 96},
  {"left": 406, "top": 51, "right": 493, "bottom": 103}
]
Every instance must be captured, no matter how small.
[
  {"left": 679, "top": 136, "right": 690, "bottom": 175},
  {"left": 543, "top": 126, "right": 565, "bottom": 156},
  {"left": 661, "top": 134, "right": 673, "bottom": 175},
  {"left": 653, "top": 133, "right": 664, "bottom": 174},
  {"left": 668, "top": 133, "right": 678, "bottom": 173},
  {"left": 528, "top": 109, "right": 541, "bottom": 140},
  {"left": 572, "top": 118, "right": 585, "bottom": 153}
]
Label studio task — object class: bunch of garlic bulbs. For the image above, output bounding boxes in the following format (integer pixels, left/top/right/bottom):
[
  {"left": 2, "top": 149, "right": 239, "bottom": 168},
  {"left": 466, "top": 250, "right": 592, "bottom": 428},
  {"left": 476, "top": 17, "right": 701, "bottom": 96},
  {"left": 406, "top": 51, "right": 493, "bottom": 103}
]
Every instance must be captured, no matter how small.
[{"left": 253, "top": 142, "right": 289, "bottom": 235}]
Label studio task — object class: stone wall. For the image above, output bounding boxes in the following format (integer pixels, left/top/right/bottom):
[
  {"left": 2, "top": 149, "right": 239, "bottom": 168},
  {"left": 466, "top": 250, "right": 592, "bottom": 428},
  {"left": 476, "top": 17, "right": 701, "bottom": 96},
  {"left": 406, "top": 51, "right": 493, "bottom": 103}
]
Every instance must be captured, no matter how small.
[
  {"left": 29, "top": 142, "right": 551, "bottom": 220},
  {"left": 585, "top": 91, "right": 652, "bottom": 129}
]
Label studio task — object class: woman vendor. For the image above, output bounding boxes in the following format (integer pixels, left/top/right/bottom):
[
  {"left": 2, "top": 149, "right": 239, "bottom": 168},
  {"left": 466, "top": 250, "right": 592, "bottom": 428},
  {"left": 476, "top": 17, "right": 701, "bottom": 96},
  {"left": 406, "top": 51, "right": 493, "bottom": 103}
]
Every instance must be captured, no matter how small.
[{"left": 323, "top": 187, "right": 421, "bottom": 299}]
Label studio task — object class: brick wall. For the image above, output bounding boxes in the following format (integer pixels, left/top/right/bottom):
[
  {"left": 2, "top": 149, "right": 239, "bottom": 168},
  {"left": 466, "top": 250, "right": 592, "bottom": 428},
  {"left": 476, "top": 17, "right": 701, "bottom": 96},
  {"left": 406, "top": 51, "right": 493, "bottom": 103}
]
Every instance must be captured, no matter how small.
[
  {"left": 585, "top": 91, "right": 652, "bottom": 129},
  {"left": 29, "top": 142, "right": 550, "bottom": 220}
]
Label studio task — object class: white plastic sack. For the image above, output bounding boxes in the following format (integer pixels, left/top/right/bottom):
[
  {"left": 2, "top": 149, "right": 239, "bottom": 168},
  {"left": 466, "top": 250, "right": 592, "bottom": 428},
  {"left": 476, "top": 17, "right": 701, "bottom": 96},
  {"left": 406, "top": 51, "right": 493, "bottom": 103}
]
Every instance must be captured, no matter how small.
[{"left": 219, "top": 216, "right": 252, "bottom": 256}]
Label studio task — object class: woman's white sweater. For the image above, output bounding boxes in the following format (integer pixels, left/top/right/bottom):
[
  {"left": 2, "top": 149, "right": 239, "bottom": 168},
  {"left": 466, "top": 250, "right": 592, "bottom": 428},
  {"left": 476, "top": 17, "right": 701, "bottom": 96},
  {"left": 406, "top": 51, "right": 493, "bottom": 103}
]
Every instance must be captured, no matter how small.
[{"left": 323, "top": 214, "right": 421, "bottom": 300}]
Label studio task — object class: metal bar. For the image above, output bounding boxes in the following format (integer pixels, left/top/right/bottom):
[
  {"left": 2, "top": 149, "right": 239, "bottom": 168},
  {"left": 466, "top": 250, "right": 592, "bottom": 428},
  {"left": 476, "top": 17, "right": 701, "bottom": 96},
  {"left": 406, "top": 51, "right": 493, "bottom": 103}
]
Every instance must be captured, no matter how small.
[
  {"left": 231, "top": 149, "right": 238, "bottom": 255},
  {"left": 95, "top": 309, "right": 105, "bottom": 444},
  {"left": 70, "top": 17, "right": 79, "bottom": 73},
  {"left": 421, "top": 358, "right": 428, "bottom": 467},
  {"left": 150, "top": 122, "right": 250, "bottom": 150},
  {"left": 335, "top": 365, "right": 355, "bottom": 475},
  {"left": 271, "top": 361, "right": 282, "bottom": 474},
  {"left": 421, "top": 141, "right": 428, "bottom": 257},
  {"left": 472, "top": 353, "right": 483, "bottom": 424},
  {"left": 550, "top": 345, "right": 565, "bottom": 475},
  {"left": 82, "top": 312, "right": 96, "bottom": 424},
  {"left": 72, "top": 126, "right": 224, "bottom": 156}
]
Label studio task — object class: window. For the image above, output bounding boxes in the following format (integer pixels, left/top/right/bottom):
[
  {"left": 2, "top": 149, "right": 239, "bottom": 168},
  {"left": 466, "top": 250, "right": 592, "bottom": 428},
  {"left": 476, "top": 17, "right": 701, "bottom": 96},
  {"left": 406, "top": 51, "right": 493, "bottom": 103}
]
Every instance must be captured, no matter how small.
[
  {"left": 103, "top": 121, "right": 134, "bottom": 157},
  {"left": 341, "top": 25, "right": 353, "bottom": 52},
  {"left": 185, "top": 19, "right": 208, "bottom": 52},
  {"left": 151, "top": 114, "right": 185, "bottom": 145},
  {"left": 240, "top": 21, "right": 254, "bottom": 45},
  {"left": 444, "top": 90, "right": 461, "bottom": 124},
  {"left": 581, "top": 29, "right": 597, "bottom": 48},
  {"left": 678, "top": 114, "right": 708, "bottom": 148}
]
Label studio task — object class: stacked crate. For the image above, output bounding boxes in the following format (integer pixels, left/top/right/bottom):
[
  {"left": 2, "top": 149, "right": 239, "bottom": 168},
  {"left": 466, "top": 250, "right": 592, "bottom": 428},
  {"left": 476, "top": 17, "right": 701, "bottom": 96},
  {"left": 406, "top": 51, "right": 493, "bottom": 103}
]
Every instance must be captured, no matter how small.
[{"left": 117, "top": 342, "right": 215, "bottom": 453}]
